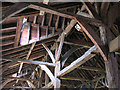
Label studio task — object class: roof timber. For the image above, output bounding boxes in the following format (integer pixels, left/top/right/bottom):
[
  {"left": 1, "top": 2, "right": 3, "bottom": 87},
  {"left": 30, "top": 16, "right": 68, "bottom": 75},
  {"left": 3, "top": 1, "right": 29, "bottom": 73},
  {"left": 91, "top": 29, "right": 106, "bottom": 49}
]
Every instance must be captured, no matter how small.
[
  {"left": 1, "top": 2, "right": 120, "bottom": 89},
  {"left": 29, "top": 3, "right": 103, "bottom": 26},
  {"left": 109, "top": 35, "right": 120, "bottom": 52},
  {"left": 57, "top": 45, "right": 97, "bottom": 77},
  {"left": 1, "top": 58, "right": 56, "bottom": 68},
  {"left": 1, "top": 3, "right": 29, "bottom": 23},
  {"left": 1, "top": 2, "right": 103, "bottom": 26}
]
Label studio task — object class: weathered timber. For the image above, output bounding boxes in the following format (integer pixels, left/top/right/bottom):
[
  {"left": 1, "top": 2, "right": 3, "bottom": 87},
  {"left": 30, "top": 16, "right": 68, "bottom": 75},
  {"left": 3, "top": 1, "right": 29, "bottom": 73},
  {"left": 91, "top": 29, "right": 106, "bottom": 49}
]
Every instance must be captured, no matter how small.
[
  {"left": 61, "top": 46, "right": 83, "bottom": 67},
  {"left": 56, "top": 11, "right": 81, "bottom": 42},
  {"left": 100, "top": 2, "right": 110, "bottom": 20},
  {"left": 0, "top": 79, "right": 13, "bottom": 89},
  {"left": 14, "top": 18, "right": 23, "bottom": 47},
  {"left": 0, "top": 34, "right": 15, "bottom": 40},
  {"left": 41, "top": 82, "right": 53, "bottom": 88},
  {"left": 18, "top": 42, "right": 36, "bottom": 75},
  {"left": 2, "top": 32, "right": 60, "bottom": 56},
  {"left": 29, "top": 3, "right": 103, "bottom": 26},
  {"left": 77, "top": 19, "right": 107, "bottom": 61},
  {"left": 78, "top": 66, "right": 105, "bottom": 73},
  {"left": 6, "top": 77, "right": 40, "bottom": 82},
  {"left": 42, "top": 43, "right": 55, "bottom": 63},
  {"left": 81, "top": 1, "right": 100, "bottom": 19},
  {"left": 56, "top": 32, "right": 65, "bottom": 61},
  {"left": 57, "top": 45, "right": 97, "bottom": 77},
  {"left": 1, "top": 58, "right": 56, "bottom": 67},
  {"left": 1, "top": 3, "right": 29, "bottom": 23},
  {"left": 109, "top": 35, "right": 120, "bottom": 52},
  {"left": 60, "top": 77, "right": 90, "bottom": 82},
  {"left": 39, "top": 65, "right": 57, "bottom": 87},
  {"left": 1, "top": 27, "right": 16, "bottom": 33},
  {"left": 64, "top": 39, "right": 93, "bottom": 48}
]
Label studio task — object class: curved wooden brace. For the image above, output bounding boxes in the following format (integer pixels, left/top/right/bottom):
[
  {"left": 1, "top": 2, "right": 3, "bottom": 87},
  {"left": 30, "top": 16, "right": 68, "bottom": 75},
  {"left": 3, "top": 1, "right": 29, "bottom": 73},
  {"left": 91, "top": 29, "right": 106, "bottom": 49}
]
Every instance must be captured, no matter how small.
[
  {"left": 76, "top": 19, "right": 107, "bottom": 61},
  {"left": 42, "top": 43, "right": 55, "bottom": 63},
  {"left": 61, "top": 46, "right": 83, "bottom": 67},
  {"left": 39, "top": 64, "right": 56, "bottom": 87}
]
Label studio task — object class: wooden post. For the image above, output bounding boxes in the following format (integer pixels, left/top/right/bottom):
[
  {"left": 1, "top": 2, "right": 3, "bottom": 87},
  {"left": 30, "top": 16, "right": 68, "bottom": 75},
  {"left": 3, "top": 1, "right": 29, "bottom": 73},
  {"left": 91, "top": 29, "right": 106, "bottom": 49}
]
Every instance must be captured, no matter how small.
[
  {"left": 100, "top": 27, "right": 119, "bottom": 89},
  {"left": 14, "top": 18, "right": 23, "bottom": 47}
]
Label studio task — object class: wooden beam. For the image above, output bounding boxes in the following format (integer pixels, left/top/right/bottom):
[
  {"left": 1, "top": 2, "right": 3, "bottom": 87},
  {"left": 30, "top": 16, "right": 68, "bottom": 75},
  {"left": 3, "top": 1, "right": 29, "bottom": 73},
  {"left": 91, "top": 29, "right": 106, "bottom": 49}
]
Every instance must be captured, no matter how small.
[
  {"left": 64, "top": 39, "right": 93, "bottom": 48},
  {"left": 29, "top": 3, "right": 103, "bottom": 26},
  {"left": 18, "top": 42, "right": 36, "bottom": 75},
  {"left": 39, "top": 65, "right": 56, "bottom": 87},
  {"left": 60, "top": 77, "right": 90, "bottom": 82},
  {"left": 61, "top": 46, "right": 82, "bottom": 67},
  {"left": 6, "top": 77, "right": 40, "bottom": 82},
  {"left": 0, "top": 79, "right": 13, "bottom": 89},
  {"left": 2, "top": 32, "right": 60, "bottom": 56},
  {"left": 78, "top": 66, "right": 105, "bottom": 73},
  {"left": 1, "top": 58, "right": 56, "bottom": 67},
  {"left": 41, "top": 82, "right": 53, "bottom": 88},
  {"left": 14, "top": 18, "right": 23, "bottom": 47},
  {"left": 1, "top": 3, "right": 29, "bottom": 23},
  {"left": 56, "top": 32, "right": 65, "bottom": 61},
  {"left": 42, "top": 43, "right": 55, "bottom": 63},
  {"left": 56, "top": 11, "right": 82, "bottom": 42},
  {"left": 109, "top": 35, "right": 120, "bottom": 52},
  {"left": 100, "top": 2, "right": 110, "bottom": 19},
  {"left": 57, "top": 45, "right": 97, "bottom": 77},
  {"left": 77, "top": 19, "right": 107, "bottom": 61},
  {"left": 1, "top": 27, "right": 16, "bottom": 33},
  {"left": 81, "top": 1, "right": 100, "bottom": 19}
]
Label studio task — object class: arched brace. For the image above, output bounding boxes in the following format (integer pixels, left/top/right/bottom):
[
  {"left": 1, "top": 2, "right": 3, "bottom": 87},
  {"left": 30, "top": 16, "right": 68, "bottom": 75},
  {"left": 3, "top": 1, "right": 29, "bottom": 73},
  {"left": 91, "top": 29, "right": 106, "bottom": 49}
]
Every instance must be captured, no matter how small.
[
  {"left": 39, "top": 64, "right": 59, "bottom": 87},
  {"left": 76, "top": 19, "right": 107, "bottom": 61},
  {"left": 61, "top": 46, "right": 83, "bottom": 67}
]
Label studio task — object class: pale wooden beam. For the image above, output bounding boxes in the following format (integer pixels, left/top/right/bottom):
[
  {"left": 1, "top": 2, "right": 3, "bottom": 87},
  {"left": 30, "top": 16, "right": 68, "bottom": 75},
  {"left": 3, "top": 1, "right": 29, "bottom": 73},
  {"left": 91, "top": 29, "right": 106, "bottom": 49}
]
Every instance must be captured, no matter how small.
[
  {"left": 57, "top": 45, "right": 97, "bottom": 77},
  {"left": 1, "top": 58, "right": 56, "bottom": 67},
  {"left": 41, "top": 82, "right": 53, "bottom": 88},
  {"left": 61, "top": 46, "right": 82, "bottom": 67},
  {"left": 109, "top": 35, "right": 120, "bottom": 52},
  {"left": 42, "top": 43, "right": 55, "bottom": 63},
  {"left": 57, "top": 11, "right": 81, "bottom": 42},
  {"left": 56, "top": 32, "right": 65, "bottom": 61},
  {"left": 54, "top": 33, "right": 65, "bottom": 89},
  {"left": 38, "top": 44, "right": 56, "bottom": 88},
  {"left": 39, "top": 65, "right": 56, "bottom": 87}
]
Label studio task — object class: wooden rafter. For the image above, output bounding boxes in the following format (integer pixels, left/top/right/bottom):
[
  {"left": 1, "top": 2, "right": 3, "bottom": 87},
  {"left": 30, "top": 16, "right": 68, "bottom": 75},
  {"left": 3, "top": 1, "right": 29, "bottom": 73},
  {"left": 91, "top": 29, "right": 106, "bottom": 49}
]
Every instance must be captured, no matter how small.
[
  {"left": 77, "top": 20, "right": 107, "bottom": 61},
  {"left": 1, "top": 58, "right": 56, "bottom": 67},
  {"left": 61, "top": 46, "right": 82, "bottom": 67},
  {"left": 1, "top": 3, "right": 29, "bottom": 23},
  {"left": 57, "top": 45, "right": 97, "bottom": 77}
]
